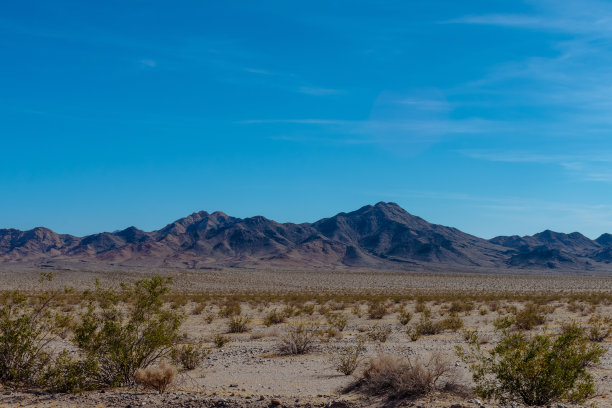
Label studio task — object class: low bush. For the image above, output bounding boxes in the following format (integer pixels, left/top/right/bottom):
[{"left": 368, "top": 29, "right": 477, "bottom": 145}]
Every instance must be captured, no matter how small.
[
  {"left": 213, "top": 333, "right": 229, "bottom": 348},
  {"left": 171, "top": 343, "right": 210, "bottom": 371},
  {"left": 333, "top": 340, "right": 366, "bottom": 375},
  {"left": 457, "top": 323, "right": 605, "bottom": 405},
  {"left": 514, "top": 303, "right": 547, "bottom": 330},
  {"left": 366, "top": 325, "right": 392, "bottom": 342},
  {"left": 227, "top": 315, "right": 250, "bottom": 333},
  {"left": 135, "top": 363, "right": 177, "bottom": 394},
  {"left": 367, "top": 301, "right": 388, "bottom": 319},
  {"left": 264, "top": 309, "right": 286, "bottom": 326},
  {"left": 352, "top": 354, "right": 453, "bottom": 399},
  {"left": 278, "top": 323, "right": 316, "bottom": 355},
  {"left": 586, "top": 314, "right": 612, "bottom": 342},
  {"left": 327, "top": 312, "right": 348, "bottom": 331}
]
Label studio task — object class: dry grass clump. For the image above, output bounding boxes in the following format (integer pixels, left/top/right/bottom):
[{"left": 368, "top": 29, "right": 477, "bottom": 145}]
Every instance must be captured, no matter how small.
[
  {"left": 278, "top": 323, "right": 316, "bottom": 355},
  {"left": 352, "top": 354, "right": 454, "bottom": 399},
  {"left": 332, "top": 340, "right": 366, "bottom": 375},
  {"left": 135, "top": 363, "right": 177, "bottom": 394}
]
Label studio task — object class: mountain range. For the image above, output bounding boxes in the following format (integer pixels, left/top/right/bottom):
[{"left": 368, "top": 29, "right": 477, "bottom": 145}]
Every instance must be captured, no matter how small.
[{"left": 2, "top": 202, "right": 612, "bottom": 273}]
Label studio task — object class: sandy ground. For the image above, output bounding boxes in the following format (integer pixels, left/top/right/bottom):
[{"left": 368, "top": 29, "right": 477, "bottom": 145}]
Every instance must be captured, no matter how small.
[{"left": 1, "top": 266, "right": 611, "bottom": 407}]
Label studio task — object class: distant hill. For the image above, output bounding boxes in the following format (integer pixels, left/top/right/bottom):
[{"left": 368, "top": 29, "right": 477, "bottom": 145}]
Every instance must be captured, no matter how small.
[{"left": 2, "top": 202, "right": 612, "bottom": 272}]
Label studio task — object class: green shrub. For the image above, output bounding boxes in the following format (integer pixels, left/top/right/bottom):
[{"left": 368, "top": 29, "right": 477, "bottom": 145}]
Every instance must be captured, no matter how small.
[
  {"left": 514, "top": 303, "right": 547, "bottom": 330},
  {"left": 587, "top": 314, "right": 612, "bottom": 342},
  {"left": 397, "top": 309, "right": 412, "bottom": 326},
  {"left": 439, "top": 312, "right": 463, "bottom": 332},
  {"left": 171, "top": 343, "right": 210, "bottom": 371},
  {"left": 493, "top": 314, "right": 515, "bottom": 330},
  {"left": 218, "top": 301, "right": 241, "bottom": 318},
  {"left": 457, "top": 324, "right": 605, "bottom": 405},
  {"left": 40, "top": 350, "right": 98, "bottom": 393},
  {"left": 264, "top": 309, "right": 286, "bottom": 326},
  {"left": 73, "top": 276, "right": 183, "bottom": 387},
  {"left": 227, "top": 315, "right": 250, "bottom": 333},
  {"left": 327, "top": 312, "right": 348, "bottom": 331},
  {"left": 213, "top": 333, "right": 229, "bottom": 348},
  {"left": 366, "top": 325, "right": 392, "bottom": 342},
  {"left": 0, "top": 273, "right": 61, "bottom": 386}
]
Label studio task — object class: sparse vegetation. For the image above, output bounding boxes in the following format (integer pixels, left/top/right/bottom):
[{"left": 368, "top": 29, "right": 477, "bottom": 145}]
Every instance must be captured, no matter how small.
[
  {"left": 332, "top": 340, "right": 366, "bottom": 375},
  {"left": 227, "top": 314, "right": 250, "bottom": 333},
  {"left": 352, "top": 353, "right": 454, "bottom": 399},
  {"left": 171, "top": 343, "right": 210, "bottom": 371},
  {"left": 278, "top": 323, "right": 316, "bottom": 355},
  {"left": 457, "top": 324, "right": 605, "bottom": 405}
]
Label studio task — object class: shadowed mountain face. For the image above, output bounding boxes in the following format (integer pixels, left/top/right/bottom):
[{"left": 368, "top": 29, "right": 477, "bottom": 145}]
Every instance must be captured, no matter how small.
[{"left": 1, "top": 202, "right": 612, "bottom": 272}]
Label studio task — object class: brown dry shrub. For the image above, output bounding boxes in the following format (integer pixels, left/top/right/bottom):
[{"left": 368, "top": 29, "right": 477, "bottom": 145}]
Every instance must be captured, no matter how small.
[
  {"left": 353, "top": 353, "right": 453, "bottom": 399},
  {"left": 135, "top": 363, "right": 177, "bottom": 394}
]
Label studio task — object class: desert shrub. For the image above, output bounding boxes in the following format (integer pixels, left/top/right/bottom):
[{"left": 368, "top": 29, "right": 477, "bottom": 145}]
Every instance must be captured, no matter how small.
[
  {"left": 366, "top": 325, "right": 392, "bottom": 342},
  {"left": 353, "top": 354, "right": 452, "bottom": 399},
  {"left": 227, "top": 315, "right": 250, "bottom": 333},
  {"left": 415, "top": 299, "right": 427, "bottom": 313},
  {"left": 218, "top": 301, "right": 241, "bottom": 318},
  {"left": 264, "top": 309, "right": 286, "bottom": 326},
  {"left": 367, "top": 301, "right": 388, "bottom": 319},
  {"left": 213, "top": 333, "right": 229, "bottom": 348},
  {"left": 171, "top": 343, "right": 210, "bottom": 371},
  {"left": 278, "top": 323, "right": 316, "bottom": 355},
  {"left": 439, "top": 312, "right": 463, "bottom": 332},
  {"left": 493, "top": 314, "right": 515, "bottom": 331},
  {"left": 204, "top": 313, "right": 215, "bottom": 324},
  {"left": 449, "top": 300, "right": 474, "bottom": 314},
  {"left": 479, "top": 307, "right": 488, "bottom": 315},
  {"left": 351, "top": 304, "right": 363, "bottom": 317},
  {"left": 397, "top": 308, "right": 412, "bottom": 326},
  {"left": 586, "top": 314, "right": 612, "bottom": 342},
  {"left": 0, "top": 273, "right": 62, "bottom": 386},
  {"left": 327, "top": 312, "right": 348, "bottom": 331},
  {"left": 457, "top": 324, "right": 605, "bottom": 405},
  {"left": 514, "top": 303, "right": 547, "bottom": 330},
  {"left": 407, "top": 313, "right": 443, "bottom": 340},
  {"left": 40, "top": 350, "right": 98, "bottom": 393},
  {"left": 283, "top": 305, "right": 297, "bottom": 317},
  {"left": 73, "top": 276, "right": 183, "bottom": 387},
  {"left": 135, "top": 363, "right": 177, "bottom": 394},
  {"left": 333, "top": 340, "right": 366, "bottom": 375},
  {"left": 300, "top": 304, "right": 315, "bottom": 315},
  {"left": 191, "top": 302, "right": 206, "bottom": 315}
]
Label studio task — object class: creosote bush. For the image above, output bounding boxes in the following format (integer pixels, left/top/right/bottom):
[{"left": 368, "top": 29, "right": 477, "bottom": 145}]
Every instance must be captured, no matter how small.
[
  {"left": 171, "top": 343, "right": 210, "bottom": 371},
  {"left": 0, "top": 272, "right": 62, "bottom": 387},
  {"left": 135, "top": 363, "right": 177, "bottom": 394},
  {"left": 457, "top": 323, "right": 605, "bottom": 406},
  {"left": 213, "top": 333, "right": 229, "bottom": 348},
  {"left": 264, "top": 308, "right": 286, "bottom": 326},
  {"left": 367, "top": 301, "right": 388, "bottom": 319},
  {"left": 514, "top": 303, "right": 547, "bottom": 330},
  {"left": 73, "top": 276, "right": 184, "bottom": 387},
  {"left": 227, "top": 314, "right": 250, "bottom": 333}
]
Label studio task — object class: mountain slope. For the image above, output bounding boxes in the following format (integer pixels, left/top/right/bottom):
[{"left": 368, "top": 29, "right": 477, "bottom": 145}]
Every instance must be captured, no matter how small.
[{"left": 1, "top": 202, "right": 611, "bottom": 272}]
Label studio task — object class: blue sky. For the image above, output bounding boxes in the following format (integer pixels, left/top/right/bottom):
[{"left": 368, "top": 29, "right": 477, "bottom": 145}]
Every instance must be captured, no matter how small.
[{"left": 3, "top": 0, "right": 612, "bottom": 238}]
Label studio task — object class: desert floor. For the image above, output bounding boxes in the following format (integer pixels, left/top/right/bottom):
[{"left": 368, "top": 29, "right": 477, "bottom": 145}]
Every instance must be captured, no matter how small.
[{"left": 0, "top": 266, "right": 611, "bottom": 407}]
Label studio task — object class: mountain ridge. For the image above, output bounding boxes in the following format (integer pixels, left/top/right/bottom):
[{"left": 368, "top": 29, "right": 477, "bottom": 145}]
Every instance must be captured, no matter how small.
[{"left": 2, "top": 202, "right": 612, "bottom": 272}]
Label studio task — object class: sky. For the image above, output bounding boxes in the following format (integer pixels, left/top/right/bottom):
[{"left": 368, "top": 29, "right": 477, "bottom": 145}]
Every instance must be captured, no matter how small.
[{"left": 3, "top": 0, "right": 612, "bottom": 239}]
